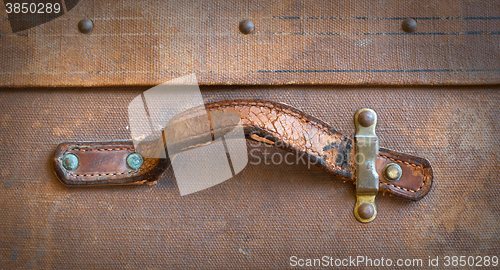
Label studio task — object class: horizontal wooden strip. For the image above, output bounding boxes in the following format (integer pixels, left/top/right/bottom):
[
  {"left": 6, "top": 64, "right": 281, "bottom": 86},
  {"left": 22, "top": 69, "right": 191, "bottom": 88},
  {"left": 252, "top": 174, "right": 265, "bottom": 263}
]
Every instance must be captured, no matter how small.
[{"left": 0, "top": 0, "right": 499, "bottom": 87}]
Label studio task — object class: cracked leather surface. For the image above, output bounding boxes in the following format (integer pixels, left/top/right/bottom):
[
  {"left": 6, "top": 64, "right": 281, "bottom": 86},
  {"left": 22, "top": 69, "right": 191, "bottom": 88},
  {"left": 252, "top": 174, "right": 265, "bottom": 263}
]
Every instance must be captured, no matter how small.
[{"left": 53, "top": 99, "right": 433, "bottom": 200}]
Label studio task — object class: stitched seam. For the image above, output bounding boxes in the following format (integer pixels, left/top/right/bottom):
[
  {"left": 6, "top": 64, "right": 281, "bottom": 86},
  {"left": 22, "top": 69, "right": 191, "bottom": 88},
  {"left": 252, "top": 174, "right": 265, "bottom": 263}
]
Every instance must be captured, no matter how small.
[
  {"left": 380, "top": 154, "right": 420, "bottom": 168},
  {"left": 64, "top": 147, "right": 131, "bottom": 153},
  {"left": 73, "top": 172, "right": 133, "bottom": 177}
]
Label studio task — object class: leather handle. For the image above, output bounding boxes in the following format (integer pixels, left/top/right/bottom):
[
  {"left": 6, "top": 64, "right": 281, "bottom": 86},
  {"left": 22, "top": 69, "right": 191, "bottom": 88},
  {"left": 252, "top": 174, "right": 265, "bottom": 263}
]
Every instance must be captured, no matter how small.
[{"left": 52, "top": 99, "right": 433, "bottom": 200}]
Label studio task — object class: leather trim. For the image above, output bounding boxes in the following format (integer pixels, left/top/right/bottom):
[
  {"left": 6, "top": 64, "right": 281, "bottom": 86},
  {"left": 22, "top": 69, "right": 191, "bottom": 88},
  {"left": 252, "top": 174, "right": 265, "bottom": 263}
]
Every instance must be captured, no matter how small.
[
  {"left": 52, "top": 99, "right": 433, "bottom": 200},
  {"left": 53, "top": 142, "right": 169, "bottom": 186}
]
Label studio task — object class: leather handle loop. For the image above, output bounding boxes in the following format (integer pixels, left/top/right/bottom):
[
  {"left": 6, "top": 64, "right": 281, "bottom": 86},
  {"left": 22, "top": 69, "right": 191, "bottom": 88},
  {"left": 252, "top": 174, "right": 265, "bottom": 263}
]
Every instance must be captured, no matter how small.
[{"left": 53, "top": 99, "right": 433, "bottom": 200}]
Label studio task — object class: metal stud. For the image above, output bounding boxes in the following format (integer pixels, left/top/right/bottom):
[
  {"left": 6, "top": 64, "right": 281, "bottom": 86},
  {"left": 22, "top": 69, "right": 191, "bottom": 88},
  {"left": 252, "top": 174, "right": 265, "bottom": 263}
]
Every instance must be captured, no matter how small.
[
  {"left": 358, "top": 110, "right": 375, "bottom": 127},
  {"left": 239, "top": 19, "right": 255, "bottom": 34},
  {"left": 62, "top": 153, "right": 79, "bottom": 171},
  {"left": 402, "top": 18, "right": 417, "bottom": 33},
  {"left": 357, "top": 203, "right": 375, "bottom": 220},
  {"left": 78, "top": 18, "right": 93, "bottom": 34},
  {"left": 126, "top": 153, "right": 143, "bottom": 170},
  {"left": 384, "top": 163, "right": 403, "bottom": 182}
]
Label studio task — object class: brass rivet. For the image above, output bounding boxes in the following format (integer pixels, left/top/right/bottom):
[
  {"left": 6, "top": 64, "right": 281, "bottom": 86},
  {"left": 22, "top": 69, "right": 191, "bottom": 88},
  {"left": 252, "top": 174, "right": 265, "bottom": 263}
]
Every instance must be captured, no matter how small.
[
  {"left": 62, "top": 154, "right": 78, "bottom": 171},
  {"left": 126, "top": 153, "right": 143, "bottom": 170},
  {"left": 384, "top": 163, "right": 402, "bottom": 182},
  {"left": 78, "top": 19, "right": 93, "bottom": 34},
  {"left": 358, "top": 110, "right": 375, "bottom": 127},
  {"left": 402, "top": 18, "right": 417, "bottom": 33},
  {"left": 357, "top": 203, "right": 375, "bottom": 220},
  {"left": 239, "top": 19, "right": 255, "bottom": 34}
]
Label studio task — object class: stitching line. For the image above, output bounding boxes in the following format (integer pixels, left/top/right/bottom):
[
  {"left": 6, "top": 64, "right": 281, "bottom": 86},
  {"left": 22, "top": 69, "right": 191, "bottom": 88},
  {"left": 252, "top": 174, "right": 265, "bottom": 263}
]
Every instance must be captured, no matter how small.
[{"left": 65, "top": 147, "right": 131, "bottom": 152}]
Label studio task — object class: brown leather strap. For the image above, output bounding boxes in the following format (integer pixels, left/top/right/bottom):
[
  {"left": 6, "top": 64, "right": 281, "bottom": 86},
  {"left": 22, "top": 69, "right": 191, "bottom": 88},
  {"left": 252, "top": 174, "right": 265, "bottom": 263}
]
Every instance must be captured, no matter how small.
[
  {"left": 53, "top": 99, "right": 433, "bottom": 200},
  {"left": 53, "top": 142, "right": 170, "bottom": 186}
]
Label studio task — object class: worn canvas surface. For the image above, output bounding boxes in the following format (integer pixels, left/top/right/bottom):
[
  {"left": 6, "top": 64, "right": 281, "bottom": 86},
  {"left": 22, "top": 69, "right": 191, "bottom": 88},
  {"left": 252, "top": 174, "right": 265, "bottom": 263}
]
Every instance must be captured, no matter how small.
[
  {"left": 1, "top": 0, "right": 500, "bottom": 269},
  {"left": 1, "top": 0, "right": 500, "bottom": 87},
  {"left": 0, "top": 86, "right": 498, "bottom": 269}
]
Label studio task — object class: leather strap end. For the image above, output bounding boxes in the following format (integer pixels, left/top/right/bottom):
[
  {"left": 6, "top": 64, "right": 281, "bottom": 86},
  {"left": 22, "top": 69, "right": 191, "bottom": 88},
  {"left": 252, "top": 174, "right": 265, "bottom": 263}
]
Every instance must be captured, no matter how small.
[
  {"left": 53, "top": 142, "right": 168, "bottom": 187},
  {"left": 376, "top": 148, "right": 433, "bottom": 201}
]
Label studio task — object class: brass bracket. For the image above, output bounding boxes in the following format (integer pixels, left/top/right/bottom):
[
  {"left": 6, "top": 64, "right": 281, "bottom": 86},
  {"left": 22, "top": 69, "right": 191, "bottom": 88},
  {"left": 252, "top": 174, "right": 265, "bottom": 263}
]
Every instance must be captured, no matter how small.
[{"left": 354, "top": 108, "right": 379, "bottom": 223}]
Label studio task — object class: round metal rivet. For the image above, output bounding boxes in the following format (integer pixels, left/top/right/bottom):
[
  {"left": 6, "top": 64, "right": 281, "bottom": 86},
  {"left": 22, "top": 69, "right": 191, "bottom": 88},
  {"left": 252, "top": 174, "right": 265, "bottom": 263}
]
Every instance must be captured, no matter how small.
[
  {"left": 358, "top": 110, "right": 375, "bottom": 127},
  {"left": 358, "top": 203, "right": 375, "bottom": 220},
  {"left": 402, "top": 18, "right": 417, "bottom": 33},
  {"left": 384, "top": 163, "right": 403, "bottom": 182},
  {"left": 78, "top": 19, "right": 93, "bottom": 34},
  {"left": 239, "top": 19, "right": 255, "bottom": 34},
  {"left": 62, "top": 154, "right": 78, "bottom": 171},
  {"left": 126, "top": 153, "right": 143, "bottom": 170}
]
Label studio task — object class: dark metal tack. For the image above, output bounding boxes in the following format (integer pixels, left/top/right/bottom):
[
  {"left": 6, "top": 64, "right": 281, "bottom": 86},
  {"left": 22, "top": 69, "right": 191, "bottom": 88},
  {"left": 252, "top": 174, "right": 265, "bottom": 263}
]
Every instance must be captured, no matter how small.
[
  {"left": 402, "top": 18, "right": 417, "bottom": 33},
  {"left": 358, "top": 110, "right": 375, "bottom": 127},
  {"left": 78, "top": 19, "right": 93, "bottom": 34},
  {"left": 62, "top": 153, "right": 78, "bottom": 171},
  {"left": 239, "top": 19, "right": 255, "bottom": 34},
  {"left": 358, "top": 203, "right": 375, "bottom": 220}
]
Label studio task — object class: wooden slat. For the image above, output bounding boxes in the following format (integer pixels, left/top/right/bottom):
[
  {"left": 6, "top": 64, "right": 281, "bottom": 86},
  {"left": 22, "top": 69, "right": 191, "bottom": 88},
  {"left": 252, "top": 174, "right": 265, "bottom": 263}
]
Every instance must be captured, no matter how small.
[{"left": 1, "top": 0, "right": 500, "bottom": 87}]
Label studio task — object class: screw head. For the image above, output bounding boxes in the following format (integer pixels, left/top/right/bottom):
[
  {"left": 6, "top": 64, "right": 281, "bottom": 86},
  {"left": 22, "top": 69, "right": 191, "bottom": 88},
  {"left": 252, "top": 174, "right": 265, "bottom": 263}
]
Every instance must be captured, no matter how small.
[
  {"left": 357, "top": 203, "right": 375, "bottom": 220},
  {"left": 62, "top": 153, "right": 79, "bottom": 171},
  {"left": 78, "top": 18, "right": 93, "bottom": 34},
  {"left": 239, "top": 19, "right": 255, "bottom": 34},
  {"left": 402, "top": 18, "right": 417, "bottom": 33},
  {"left": 358, "top": 110, "right": 375, "bottom": 127},
  {"left": 384, "top": 163, "right": 403, "bottom": 182},
  {"left": 126, "top": 153, "right": 143, "bottom": 170}
]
